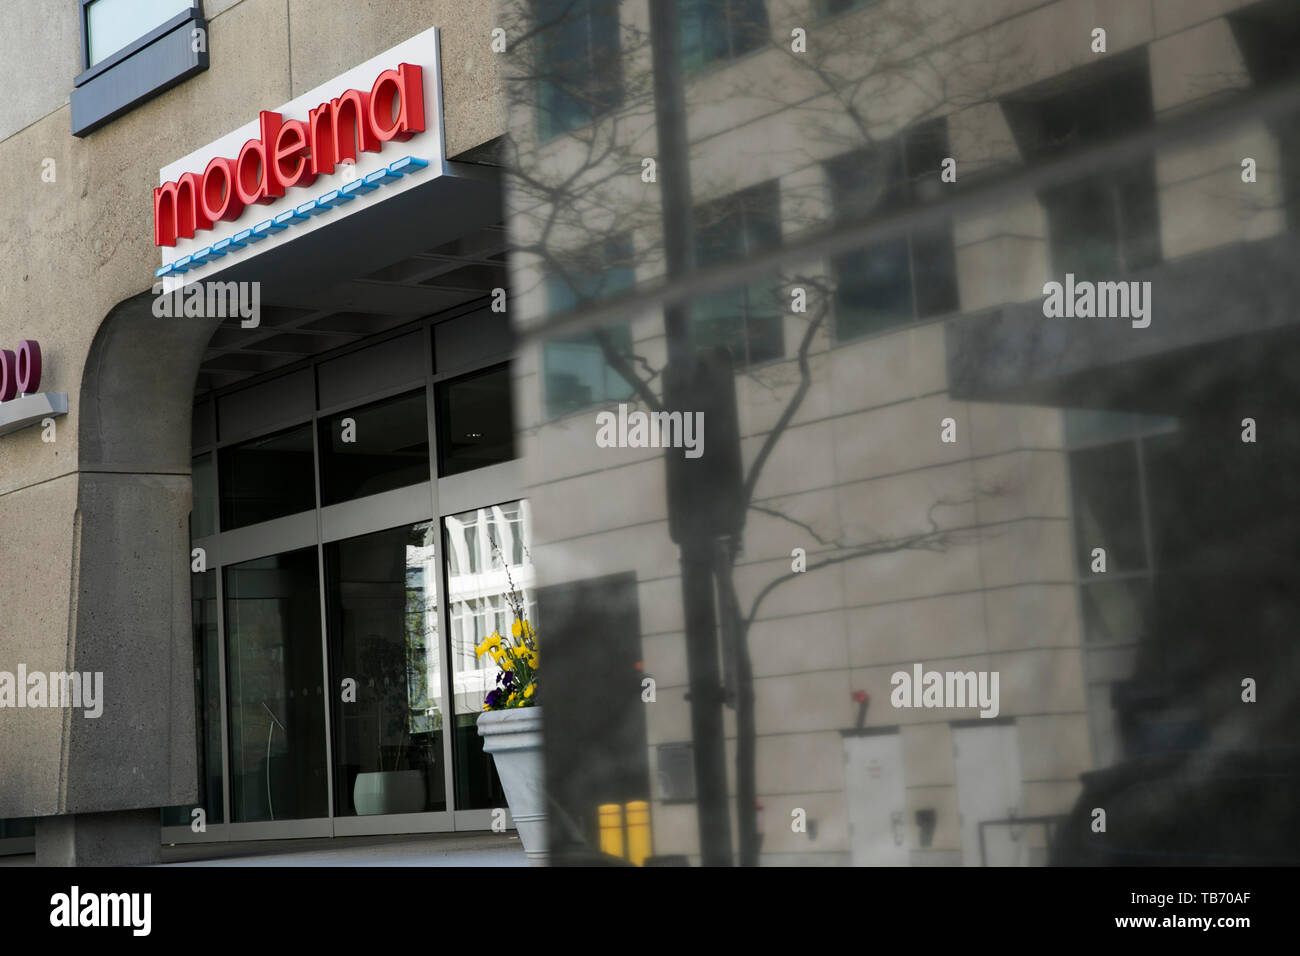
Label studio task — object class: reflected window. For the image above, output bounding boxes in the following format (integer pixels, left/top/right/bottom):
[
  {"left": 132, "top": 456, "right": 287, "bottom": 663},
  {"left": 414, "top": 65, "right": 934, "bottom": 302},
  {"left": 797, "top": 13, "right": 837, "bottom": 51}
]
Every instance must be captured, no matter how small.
[
  {"left": 224, "top": 548, "right": 328, "bottom": 822},
  {"left": 691, "top": 180, "right": 784, "bottom": 367},
  {"left": 543, "top": 235, "right": 637, "bottom": 417},
  {"left": 443, "top": 501, "right": 535, "bottom": 809},
  {"left": 326, "top": 522, "right": 445, "bottom": 816},
  {"left": 535, "top": 0, "right": 624, "bottom": 140},
  {"left": 543, "top": 326, "right": 637, "bottom": 418},
  {"left": 680, "top": 0, "right": 769, "bottom": 72},
  {"left": 827, "top": 119, "right": 959, "bottom": 341},
  {"left": 318, "top": 390, "right": 430, "bottom": 506},
  {"left": 815, "top": 0, "right": 878, "bottom": 16},
  {"left": 218, "top": 422, "right": 315, "bottom": 530},
  {"left": 1001, "top": 52, "right": 1161, "bottom": 277},
  {"left": 436, "top": 364, "right": 516, "bottom": 477},
  {"left": 1069, "top": 442, "right": 1146, "bottom": 574}
]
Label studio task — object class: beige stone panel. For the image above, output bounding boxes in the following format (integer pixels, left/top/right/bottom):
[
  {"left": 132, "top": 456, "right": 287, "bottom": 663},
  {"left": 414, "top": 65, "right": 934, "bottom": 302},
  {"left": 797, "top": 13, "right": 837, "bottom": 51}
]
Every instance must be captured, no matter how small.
[
  {"left": 733, "top": 550, "right": 845, "bottom": 620},
  {"left": 976, "top": 517, "right": 1074, "bottom": 589},
  {"left": 743, "top": 419, "right": 839, "bottom": 501},
  {"left": 1023, "top": 779, "right": 1084, "bottom": 818},
  {"left": 956, "top": 234, "right": 1050, "bottom": 311},
  {"left": 828, "top": 324, "right": 947, "bottom": 417},
  {"left": 1152, "top": 0, "right": 1251, "bottom": 37},
  {"left": 954, "top": 192, "right": 1048, "bottom": 247},
  {"left": 528, "top": 413, "right": 656, "bottom": 485},
  {"left": 529, "top": 521, "right": 678, "bottom": 589},
  {"left": 902, "top": 721, "right": 957, "bottom": 787},
  {"left": 847, "top": 592, "right": 988, "bottom": 670},
  {"left": 832, "top": 395, "right": 973, "bottom": 485},
  {"left": 1158, "top": 173, "right": 1286, "bottom": 261},
  {"left": 746, "top": 608, "right": 850, "bottom": 679},
  {"left": 1151, "top": 18, "right": 1250, "bottom": 114},
  {"left": 0, "top": 474, "right": 77, "bottom": 817},
  {"left": 850, "top": 656, "right": 1001, "bottom": 728},
  {"left": 533, "top": 458, "right": 666, "bottom": 541},
  {"left": 749, "top": 730, "right": 847, "bottom": 797},
  {"left": 908, "top": 320, "right": 950, "bottom": 396},
  {"left": 947, "top": 100, "right": 1024, "bottom": 175},
  {"left": 287, "top": 0, "right": 504, "bottom": 158},
  {"left": 644, "top": 686, "right": 693, "bottom": 746},
  {"left": 839, "top": 531, "right": 983, "bottom": 606},
  {"left": 637, "top": 575, "right": 686, "bottom": 638},
  {"left": 0, "top": 0, "right": 79, "bottom": 141},
  {"left": 754, "top": 670, "right": 853, "bottom": 735},
  {"left": 1157, "top": 120, "right": 1280, "bottom": 187},
  {"left": 742, "top": 487, "right": 841, "bottom": 561},
  {"left": 737, "top": 352, "right": 834, "bottom": 440},
  {"left": 1017, "top": 713, "right": 1095, "bottom": 781},
  {"left": 2, "top": 0, "right": 294, "bottom": 490},
  {"left": 984, "top": 583, "right": 1083, "bottom": 653},
  {"left": 992, "top": 647, "right": 1089, "bottom": 714},
  {"left": 906, "top": 784, "right": 962, "bottom": 852},
  {"left": 835, "top": 461, "right": 980, "bottom": 544},
  {"left": 761, "top": 791, "right": 849, "bottom": 855},
  {"left": 645, "top": 801, "right": 699, "bottom": 857},
  {"left": 968, "top": 402, "right": 1066, "bottom": 457},
  {"left": 640, "top": 630, "right": 688, "bottom": 689},
  {"left": 981, "top": 1, "right": 1122, "bottom": 99},
  {"left": 973, "top": 449, "right": 1070, "bottom": 523}
]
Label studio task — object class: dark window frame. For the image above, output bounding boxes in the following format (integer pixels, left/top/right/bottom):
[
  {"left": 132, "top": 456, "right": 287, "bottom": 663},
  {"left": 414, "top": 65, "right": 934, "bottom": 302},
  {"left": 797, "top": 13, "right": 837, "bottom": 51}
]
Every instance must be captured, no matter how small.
[
  {"left": 825, "top": 117, "right": 961, "bottom": 343},
  {"left": 72, "top": 0, "right": 208, "bottom": 136},
  {"left": 690, "top": 179, "right": 786, "bottom": 369}
]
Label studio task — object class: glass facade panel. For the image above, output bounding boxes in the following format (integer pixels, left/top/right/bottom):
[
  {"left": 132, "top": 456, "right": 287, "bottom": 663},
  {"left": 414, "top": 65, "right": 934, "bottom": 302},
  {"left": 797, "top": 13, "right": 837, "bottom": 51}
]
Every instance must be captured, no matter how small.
[
  {"left": 192, "top": 452, "right": 216, "bottom": 539},
  {"left": 218, "top": 423, "right": 315, "bottom": 530},
  {"left": 325, "top": 522, "right": 446, "bottom": 815},
  {"left": 443, "top": 501, "right": 535, "bottom": 810},
  {"left": 224, "top": 548, "right": 329, "bottom": 823},
  {"left": 318, "top": 390, "right": 430, "bottom": 506},
  {"left": 436, "top": 364, "right": 516, "bottom": 477},
  {"left": 86, "top": 0, "right": 191, "bottom": 66}
]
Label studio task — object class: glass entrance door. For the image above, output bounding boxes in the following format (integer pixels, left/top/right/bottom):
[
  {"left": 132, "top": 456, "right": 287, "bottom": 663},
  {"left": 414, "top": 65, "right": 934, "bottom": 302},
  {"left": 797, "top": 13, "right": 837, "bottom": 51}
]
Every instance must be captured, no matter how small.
[{"left": 223, "top": 547, "right": 330, "bottom": 823}]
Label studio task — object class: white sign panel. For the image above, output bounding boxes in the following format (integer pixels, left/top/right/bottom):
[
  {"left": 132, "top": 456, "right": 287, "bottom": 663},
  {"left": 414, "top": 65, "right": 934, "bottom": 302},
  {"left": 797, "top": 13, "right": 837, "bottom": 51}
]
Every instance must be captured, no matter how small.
[{"left": 156, "top": 26, "right": 445, "bottom": 290}]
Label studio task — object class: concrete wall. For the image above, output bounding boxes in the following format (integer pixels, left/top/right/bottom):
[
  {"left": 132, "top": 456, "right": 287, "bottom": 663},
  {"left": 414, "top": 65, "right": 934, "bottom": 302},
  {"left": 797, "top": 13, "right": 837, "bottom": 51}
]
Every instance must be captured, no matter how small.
[{"left": 0, "top": 0, "right": 505, "bottom": 829}]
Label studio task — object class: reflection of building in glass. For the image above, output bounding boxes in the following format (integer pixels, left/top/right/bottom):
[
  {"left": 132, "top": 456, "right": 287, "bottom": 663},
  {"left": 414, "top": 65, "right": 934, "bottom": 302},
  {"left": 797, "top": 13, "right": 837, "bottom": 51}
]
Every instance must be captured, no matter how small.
[
  {"left": 507, "top": 0, "right": 1300, "bottom": 865},
  {"left": 444, "top": 501, "right": 537, "bottom": 716}
]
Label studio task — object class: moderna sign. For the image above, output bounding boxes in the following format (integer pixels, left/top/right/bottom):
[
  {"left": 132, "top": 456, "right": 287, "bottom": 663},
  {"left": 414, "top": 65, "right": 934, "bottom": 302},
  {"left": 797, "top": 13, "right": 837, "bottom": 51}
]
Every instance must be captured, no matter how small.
[
  {"left": 153, "top": 63, "right": 425, "bottom": 247},
  {"left": 156, "top": 27, "right": 445, "bottom": 283}
]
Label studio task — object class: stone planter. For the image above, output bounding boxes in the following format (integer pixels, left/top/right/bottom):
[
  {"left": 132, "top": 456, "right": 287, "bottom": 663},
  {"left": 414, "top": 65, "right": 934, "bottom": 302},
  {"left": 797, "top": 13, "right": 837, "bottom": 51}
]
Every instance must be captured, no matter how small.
[
  {"left": 477, "top": 707, "right": 547, "bottom": 865},
  {"left": 353, "top": 769, "right": 427, "bottom": 815}
]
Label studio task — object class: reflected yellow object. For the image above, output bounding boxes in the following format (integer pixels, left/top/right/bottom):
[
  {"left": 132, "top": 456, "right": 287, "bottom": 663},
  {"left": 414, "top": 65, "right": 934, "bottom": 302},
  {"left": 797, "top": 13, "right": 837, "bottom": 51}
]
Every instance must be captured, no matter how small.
[
  {"left": 625, "top": 800, "right": 651, "bottom": 866},
  {"left": 598, "top": 803, "right": 624, "bottom": 859}
]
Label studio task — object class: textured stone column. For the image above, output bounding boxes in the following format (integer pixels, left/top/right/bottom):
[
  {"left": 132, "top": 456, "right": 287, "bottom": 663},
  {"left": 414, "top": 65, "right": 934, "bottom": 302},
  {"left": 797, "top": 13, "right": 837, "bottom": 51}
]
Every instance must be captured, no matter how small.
[{"left": 35, "top": 809, "right": 161, "bottom": 866}]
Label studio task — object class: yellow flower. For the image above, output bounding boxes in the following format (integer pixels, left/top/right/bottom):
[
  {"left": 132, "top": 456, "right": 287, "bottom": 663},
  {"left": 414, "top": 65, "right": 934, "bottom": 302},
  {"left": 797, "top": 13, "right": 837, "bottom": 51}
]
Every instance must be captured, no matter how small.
[
  {"left": 507, "top": 692, "right": 518, "bottom": 704},
  {"left": 524, "top": 684, "right": 535, "bottom": 699},
  {"left": 511, "top": 618, "right": 522, "bottom": 638}
]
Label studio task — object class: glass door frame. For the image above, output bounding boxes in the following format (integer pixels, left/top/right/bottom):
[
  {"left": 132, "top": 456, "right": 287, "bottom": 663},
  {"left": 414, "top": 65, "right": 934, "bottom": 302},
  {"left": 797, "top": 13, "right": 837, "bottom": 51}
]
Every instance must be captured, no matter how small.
[{"left": 166, "top": 301, "right": 521, "bottom": 845}]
